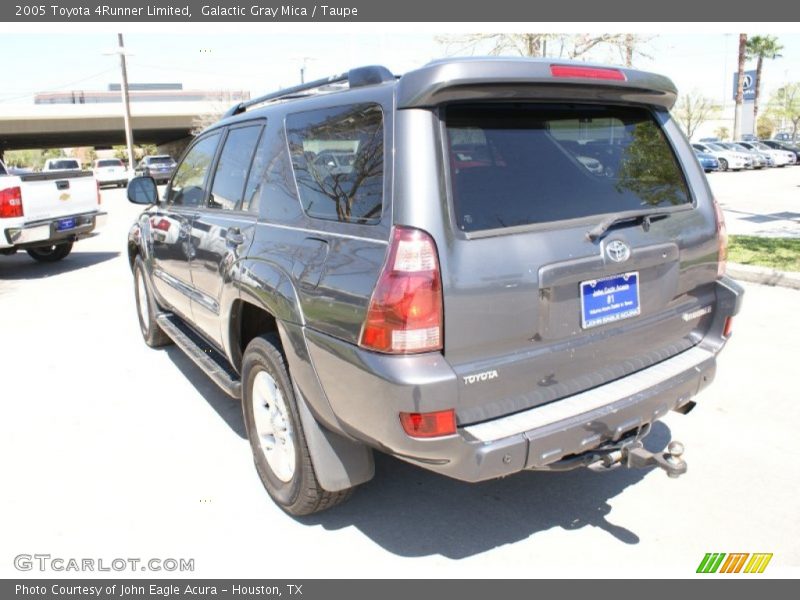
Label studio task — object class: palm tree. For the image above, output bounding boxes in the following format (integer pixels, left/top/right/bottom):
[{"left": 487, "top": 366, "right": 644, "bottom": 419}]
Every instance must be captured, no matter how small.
[
  {"left": 733, "top": 34, "right": 747, "bottom": 141},
  {"left": 746, "top": 35, "right": 784, "bottom": 126}
]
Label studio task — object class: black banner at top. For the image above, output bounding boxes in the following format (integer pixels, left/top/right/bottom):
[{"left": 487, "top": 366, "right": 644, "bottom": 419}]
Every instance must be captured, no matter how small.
[{"left": 1, "top": 0, "right": 798, "bottom": 22}]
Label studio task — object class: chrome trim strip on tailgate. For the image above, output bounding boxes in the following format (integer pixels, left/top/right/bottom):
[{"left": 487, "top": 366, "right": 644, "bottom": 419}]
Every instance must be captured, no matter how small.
[{"left": 463, "top": 346, "right": 715, "bottom": 443}]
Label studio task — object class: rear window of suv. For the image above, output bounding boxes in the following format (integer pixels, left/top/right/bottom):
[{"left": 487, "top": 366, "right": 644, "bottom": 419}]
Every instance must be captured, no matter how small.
[{"left": 445, "top": 104, "right": 691, "bottom": 233}]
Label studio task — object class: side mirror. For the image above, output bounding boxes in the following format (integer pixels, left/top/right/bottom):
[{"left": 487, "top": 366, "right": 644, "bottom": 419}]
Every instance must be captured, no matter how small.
[{"left": 127, "top": 176, "right": 159, "bottom": 205}]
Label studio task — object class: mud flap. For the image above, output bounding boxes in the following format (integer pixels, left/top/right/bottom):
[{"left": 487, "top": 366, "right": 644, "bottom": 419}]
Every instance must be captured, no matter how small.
[{"left": 294, "top": 383, "right": 375, "bottom": 492}]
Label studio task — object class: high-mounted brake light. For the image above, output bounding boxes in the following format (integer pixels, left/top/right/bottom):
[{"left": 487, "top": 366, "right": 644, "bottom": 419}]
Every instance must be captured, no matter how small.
[
  {"left": 360, "top": 227, "right": 443, "bottom": 354},
  {"left": 0, "top": 186, "right": 23, "bottom": 218},
  {"left": 550, "top": 64, "right": 626, "bottom": 81},
  {"left": 400, "top": 410, "right": 456, "bottom": 438},
  {"left": 712, "top": 198, "right": 727, "bottom": 278}
]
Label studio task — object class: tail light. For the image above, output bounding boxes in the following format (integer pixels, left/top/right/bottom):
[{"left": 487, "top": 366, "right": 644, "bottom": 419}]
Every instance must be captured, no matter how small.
[
  {"left": 400, "top": 410, "right": 456, "bottom": 438},
  {"left": 360, "top": 227, "right": 443, "bottom": 354},
  {"left": 712, "top": 198, "right": 727, "bottom": 278},
  {"left": 0, "top": 186, "right": 23, "bottom": 218},
  {"left": 153, "top": 218, "right": 171, "bottom": 231},
  {"left": 96, "top": 179, "right": 102, "bottom": 205},
  {"left": 550, "top": 64, "right": 626, "bottom": 81},
  {"left": 723, "top": 317, "right": 734, "bottom": 338}
]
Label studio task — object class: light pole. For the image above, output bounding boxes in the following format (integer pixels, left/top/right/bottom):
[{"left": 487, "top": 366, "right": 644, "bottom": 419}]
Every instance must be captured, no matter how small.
[{"left": 106, "top": 34, "right": 135, "bottom": 171}]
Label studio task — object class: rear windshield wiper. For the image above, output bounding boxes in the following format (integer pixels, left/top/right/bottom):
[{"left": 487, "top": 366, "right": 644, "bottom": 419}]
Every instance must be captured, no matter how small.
[{"left": 586, "top": 210, "right": 673, "bottom": 242}]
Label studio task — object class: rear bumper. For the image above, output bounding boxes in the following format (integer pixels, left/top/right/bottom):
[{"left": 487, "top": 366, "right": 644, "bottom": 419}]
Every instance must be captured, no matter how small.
[
  {"left": 2, "top": 211, "right": 107, "bottom": 249},
  {"left": 305, "top": 276, "right": 743, "bottom": 482}
]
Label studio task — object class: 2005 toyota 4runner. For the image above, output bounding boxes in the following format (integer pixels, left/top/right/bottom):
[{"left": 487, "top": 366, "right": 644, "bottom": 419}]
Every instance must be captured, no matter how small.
[{"left": 127, "top": 58, "right": 743, "bottom": 515}]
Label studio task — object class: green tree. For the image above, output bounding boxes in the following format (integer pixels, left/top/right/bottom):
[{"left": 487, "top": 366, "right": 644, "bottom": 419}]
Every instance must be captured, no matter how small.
[
  {"left": 745, "top": 35, "right": 784, "bottom": 127},
  {"left": 756, "top": 115, "right": 775, "bottom": 140},
  {"left": 714, "top": 126, "right": 730, "bottom": 141},
  {"left": 3, "top": 149, "right": 45, "bottom": 170},
  {"left": 766, "top": 83, "right": 800, "bottom": 142}
]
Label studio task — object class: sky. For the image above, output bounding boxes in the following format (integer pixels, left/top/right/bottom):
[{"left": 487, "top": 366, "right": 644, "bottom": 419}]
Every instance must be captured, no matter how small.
[{"left": 0, "top": 29, "right": 799, "bottom": 111}]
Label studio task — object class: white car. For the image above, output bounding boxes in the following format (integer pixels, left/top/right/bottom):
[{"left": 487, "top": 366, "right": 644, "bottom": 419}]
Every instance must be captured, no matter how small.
[
  {"left": 691, "top": 143, "right": 749, "bottom": 171},
  {"left": 736, "top": 141, "right": 796, "bottom": 167},
  {"left": 92, "top": 158, "right": 130, "bottom": 188}
]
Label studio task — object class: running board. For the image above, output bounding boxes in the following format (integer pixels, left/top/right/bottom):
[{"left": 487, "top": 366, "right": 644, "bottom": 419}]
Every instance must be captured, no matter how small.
[{"left": 156, "top": 313, "right": 242, "bottom": 399}]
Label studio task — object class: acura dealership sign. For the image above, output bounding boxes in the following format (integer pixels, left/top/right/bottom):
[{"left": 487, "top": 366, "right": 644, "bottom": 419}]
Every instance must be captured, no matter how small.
[{"left": 733, "top": 70, "right": 758, "bottom": 101}]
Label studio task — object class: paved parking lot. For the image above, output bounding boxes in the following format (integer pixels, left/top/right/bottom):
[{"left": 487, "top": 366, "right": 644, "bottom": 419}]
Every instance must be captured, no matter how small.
[
  {"left": 710, "top": 166, "right": 800, "bottom": 238},
  {"left": 1, "top": 185, "right": 798, "bottom": 578}
]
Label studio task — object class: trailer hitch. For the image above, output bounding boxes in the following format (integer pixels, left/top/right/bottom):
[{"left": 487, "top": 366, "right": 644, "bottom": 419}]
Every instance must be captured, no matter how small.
[{"left": 597, "top": 440, "right": 687, "bottom": 478}]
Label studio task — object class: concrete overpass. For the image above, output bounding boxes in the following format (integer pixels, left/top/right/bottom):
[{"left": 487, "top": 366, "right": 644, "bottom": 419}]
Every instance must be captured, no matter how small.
[{"left": 0, "top": 100, "right": 234, "bottom": 153}]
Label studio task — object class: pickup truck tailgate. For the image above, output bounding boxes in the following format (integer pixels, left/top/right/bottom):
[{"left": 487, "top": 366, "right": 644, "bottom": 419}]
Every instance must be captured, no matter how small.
[{"left": 16, "top": 171, "right": 98, "bottom": 220}]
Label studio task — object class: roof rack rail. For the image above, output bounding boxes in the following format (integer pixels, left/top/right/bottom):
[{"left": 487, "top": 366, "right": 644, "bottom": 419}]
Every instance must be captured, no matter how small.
[{"left": 222, "top": 65, "right": 394, "bottom": 119}]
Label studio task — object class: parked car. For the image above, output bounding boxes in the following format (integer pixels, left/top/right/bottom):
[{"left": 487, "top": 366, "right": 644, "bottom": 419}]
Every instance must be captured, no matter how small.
[
  {"left": 126, "top": 59, "right": 742, "bottom": 515},
  {"left": 694, "top": 149, "right": 720, "bottom": 172},
  {"left": 42, "top": 158, "right": 82, "bottom": 172},
  {"left": 739, "top": 134, "right": 759, "bottom": 142},
  {"left": 691, "top": 142, "right": 749, "bottom": 171},
  {"left": 135, "top": 155, "right": 177, "bottom": 184},
  {"left": 0, "top": 157, "right": 105, "bottom": 262},
  {"left": 773, "top": 132, "right": 794, "bottom": 142},
  {"left": 93, "top": 158, "right": 130, "bottom": 188},
  {"left": 736, "top": 141, "right": 796, "bottom": 167},
  {"left": 717, "top": 142, "right": 771, "bottom": 169},
  {"left": 762, "top": 140, "right": 800, "bottom": 163}
]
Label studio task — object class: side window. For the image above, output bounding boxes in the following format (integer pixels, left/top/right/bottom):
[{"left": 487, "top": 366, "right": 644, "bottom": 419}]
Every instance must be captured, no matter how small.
[
  {"left": 208, "top": 124, "right": 264, "bottom": 211},
  {"left": 242, "top": 132, "right": 273, "bottom": 214},
  {"left": 165, "top": 133, "right": 221, "bottom": 207},
  {"left": 286, "top": 103, "right": 384, "bottom": 225}
]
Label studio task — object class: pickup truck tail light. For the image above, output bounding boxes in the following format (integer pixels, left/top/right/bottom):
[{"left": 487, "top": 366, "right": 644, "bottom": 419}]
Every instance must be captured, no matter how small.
[
  {"left": 360, "top": 227, "right": 443, "bottom": 354},
  {"left": 712, "top": 197, "right": 727, "bottom": 278},
  {"left": 96, "top": 180, "right": 102, "bottom": 205},
  {"left": 0, "top": 186, "right": 23, "bottom": 218}
]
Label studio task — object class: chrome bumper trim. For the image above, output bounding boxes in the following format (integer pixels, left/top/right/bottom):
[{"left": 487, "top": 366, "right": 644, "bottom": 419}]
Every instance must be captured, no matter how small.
[{"left": 463, "top": 346, "right": 715, "bottom": 443}]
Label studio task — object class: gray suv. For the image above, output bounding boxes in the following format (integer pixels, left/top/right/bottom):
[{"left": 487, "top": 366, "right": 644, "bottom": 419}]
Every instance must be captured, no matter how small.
[{"left": 126, "top": 58, "right": 743, "bottom": 515}]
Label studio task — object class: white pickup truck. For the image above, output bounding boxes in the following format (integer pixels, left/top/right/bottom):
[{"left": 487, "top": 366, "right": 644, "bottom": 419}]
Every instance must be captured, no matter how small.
[{"left": 0, "top": 158, "right": 106, "bottom": 262}]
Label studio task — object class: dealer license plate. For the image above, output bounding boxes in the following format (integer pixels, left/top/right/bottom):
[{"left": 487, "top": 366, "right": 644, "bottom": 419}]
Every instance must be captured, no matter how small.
[
  {"left": 56, "top": 218, "right": 76, "bottom": 231},
  {"left": 580, "top": 272, "right": 640, "bottom": 329}
]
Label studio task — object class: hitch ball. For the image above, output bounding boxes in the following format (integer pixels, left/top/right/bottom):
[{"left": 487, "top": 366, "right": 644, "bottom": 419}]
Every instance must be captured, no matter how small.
[{"left": 665, "top": 441, "right": 686, "bottom": 478}]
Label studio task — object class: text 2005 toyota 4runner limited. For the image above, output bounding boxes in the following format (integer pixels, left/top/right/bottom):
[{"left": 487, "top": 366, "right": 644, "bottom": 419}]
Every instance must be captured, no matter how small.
[{"left": 127, "top": 59, "right": 743, "bottom": 515}]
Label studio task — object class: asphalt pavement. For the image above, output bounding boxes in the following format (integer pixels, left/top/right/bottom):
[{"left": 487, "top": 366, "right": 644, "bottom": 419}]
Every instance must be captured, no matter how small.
[
  {"left": 0, "top": 186, "right": 798, "bottom": 578},
  {"left": 709, "top": 165, "right": 800, "bottom": 238}
]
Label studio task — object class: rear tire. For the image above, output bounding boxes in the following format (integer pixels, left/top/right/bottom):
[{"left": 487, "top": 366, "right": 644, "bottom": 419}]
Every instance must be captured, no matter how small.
[
  {"left": 133, "top": 254, "right": 172, "bottom": 348},
  {"left": 26, "top": 242, "right": 72, "bottom": 262},
  {"left": 718, "top": 158, "right": 729, "bottom": 171},
  {"left": 242, "top": 333, "right": 353, "bottom": 516}
]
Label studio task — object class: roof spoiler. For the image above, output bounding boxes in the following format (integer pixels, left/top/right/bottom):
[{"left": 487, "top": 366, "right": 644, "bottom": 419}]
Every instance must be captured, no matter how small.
[{"left": 396, "top": 58, "right": 678, "bottom": 110}]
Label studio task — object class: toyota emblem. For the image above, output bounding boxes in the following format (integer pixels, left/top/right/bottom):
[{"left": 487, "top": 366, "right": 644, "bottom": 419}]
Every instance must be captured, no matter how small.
[{"left": 605, "top": 240, "right": 631, "bottom": 263}]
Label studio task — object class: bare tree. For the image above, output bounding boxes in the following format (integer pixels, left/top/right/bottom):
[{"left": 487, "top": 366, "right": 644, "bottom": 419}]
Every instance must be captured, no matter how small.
[
  {"left": 436, "top": 33, "right": 653, "bottom": 65},
  {"left": 437, "top": 33, "right": 550, "bottom": 57},
  {"left": 674, "top": 92, "right": 720, "bottom": 140}
]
